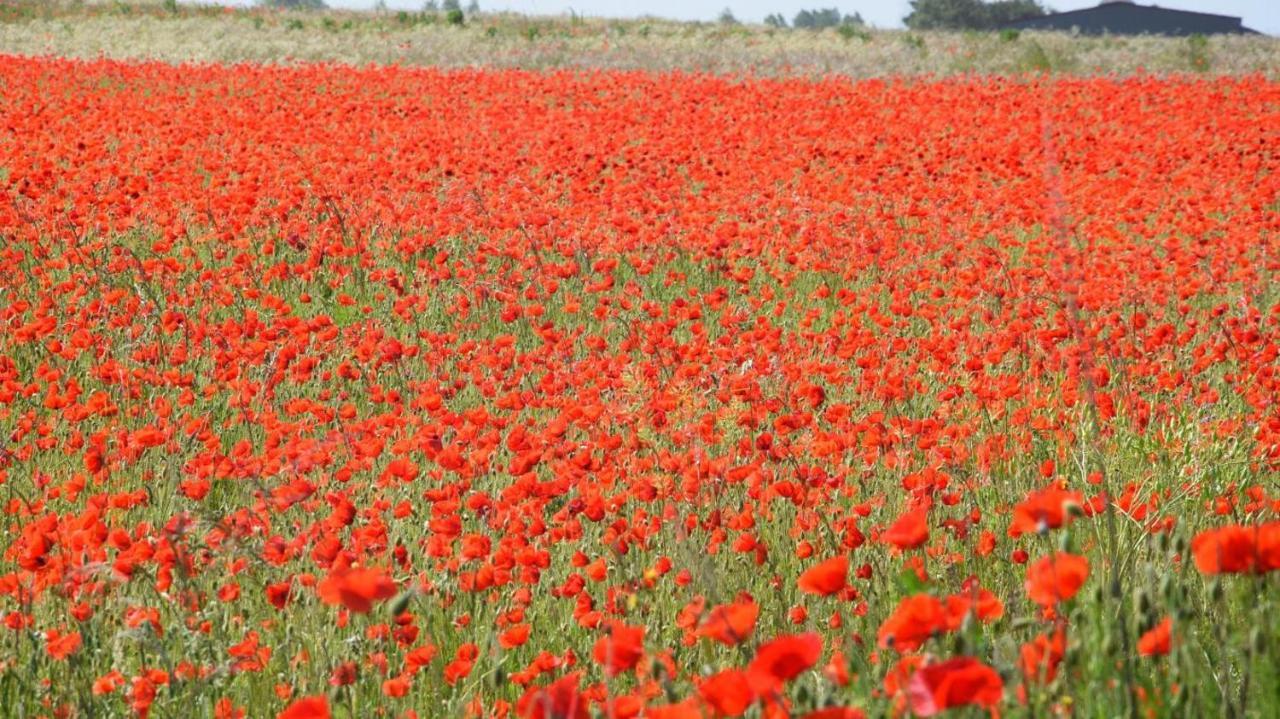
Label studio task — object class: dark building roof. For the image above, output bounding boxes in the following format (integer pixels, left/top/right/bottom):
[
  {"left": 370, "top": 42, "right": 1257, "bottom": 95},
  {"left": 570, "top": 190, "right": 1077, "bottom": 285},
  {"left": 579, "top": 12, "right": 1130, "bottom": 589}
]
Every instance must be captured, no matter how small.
[{"left": 1003, "top": 1, "right": 1261, "bottom": 36}]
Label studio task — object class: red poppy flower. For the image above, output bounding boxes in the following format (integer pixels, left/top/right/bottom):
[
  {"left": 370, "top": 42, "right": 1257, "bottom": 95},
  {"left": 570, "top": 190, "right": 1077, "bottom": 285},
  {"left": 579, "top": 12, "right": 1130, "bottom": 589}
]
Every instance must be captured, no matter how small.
[
  {"left": 696, "top": 600, "right": 759, "bottom": 645},
  {"left": 878, "top": 594, "right": 948, "bottom": 651},
  {"left": 798, "top": 555, "right": 848, "bottom": 596},
  {"left": 800, "top": 709, "right": 866, "bottom": 719},
  {"left": 882, "top": 508, "right": 929, "bottom": 550},
  {"left": 1025, "top": 552, "right": 1089, "bottom": 606},
  {"left": 1009, "top": 487, "right": 1083, "bottom": 537},
  {"left": 517, "top": 672, "right": 588, "bottom": 719},
  {"left": 746, "top": 633, "right": 823, "bottom": 693},
  {"left": 698, "top": 669, "right": 755, "bottom": 717},
  {"left": 1138, "top": 617, "right": 1173, "bottom": 657},
  {"left": 1191, "top": 524, "right": 1255, "bottom": 574},
  {"left": 317, "top": 566, "right": 397, "bottom": 614},
  {"left": 592, "top": 621, "right": 645, "bottom": 676},
  {"left": 278, "top": 696, "right": 330, "bottom": 719},
  {"left": 1020, "top": 629, "right": 1065, "bottom": 683},
  {"left": 906, "top": 657, "right": 1003, "bottom": 716}
]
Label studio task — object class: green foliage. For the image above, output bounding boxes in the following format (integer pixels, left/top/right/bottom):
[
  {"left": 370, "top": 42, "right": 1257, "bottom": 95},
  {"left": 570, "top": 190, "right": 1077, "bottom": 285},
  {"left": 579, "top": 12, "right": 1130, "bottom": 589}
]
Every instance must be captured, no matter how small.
[
  {"left": 1000, "top": 27, "right": 1020, "bottom": 41},
  {"left": 904, "top": 0, "right": 1046, "bottom": 31},
  {"left": 837, "top": 23, "right": 871, "bottom": 41},
  {"left": 1187, "top": 34, "right": 1210, "bottom": 72},
  {"left": 793, "top": 7, "right": 863, "bottom": 30},
  {"left": 1019, "top": 37, "right": 1052, "bottom": 71},
  {"left": 258, "top": 0, "right": 328, "bottom": 9},
  {"left": 446, "top": 8, "right": 464, "bottom": 26}
]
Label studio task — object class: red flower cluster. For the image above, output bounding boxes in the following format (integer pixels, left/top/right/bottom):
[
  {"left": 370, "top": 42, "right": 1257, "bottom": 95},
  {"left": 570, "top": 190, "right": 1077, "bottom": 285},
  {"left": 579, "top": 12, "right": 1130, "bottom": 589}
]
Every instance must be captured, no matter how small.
[{"left": 1, "top": 53, "right": 1278, "bottom": 718}]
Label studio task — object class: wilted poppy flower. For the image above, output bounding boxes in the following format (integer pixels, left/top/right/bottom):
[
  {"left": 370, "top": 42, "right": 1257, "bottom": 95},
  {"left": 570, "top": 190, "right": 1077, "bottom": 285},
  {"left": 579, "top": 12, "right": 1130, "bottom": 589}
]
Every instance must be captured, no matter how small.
[
  {"left": 798, "top": 555, "right": 848, "bottom": 596},
  {"left": 1025, "top": 553, "right": 1089, "bottom": 606},
  {"left": 906, "top": 657, "right": 1003, "bottom": 716}
]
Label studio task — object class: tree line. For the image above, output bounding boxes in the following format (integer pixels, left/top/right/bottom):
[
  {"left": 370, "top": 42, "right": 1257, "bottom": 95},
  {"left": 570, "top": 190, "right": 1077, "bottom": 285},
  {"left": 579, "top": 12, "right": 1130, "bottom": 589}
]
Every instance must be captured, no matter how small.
[{"left": 259, "top": 0, "right": 1051, "bottom": 32}]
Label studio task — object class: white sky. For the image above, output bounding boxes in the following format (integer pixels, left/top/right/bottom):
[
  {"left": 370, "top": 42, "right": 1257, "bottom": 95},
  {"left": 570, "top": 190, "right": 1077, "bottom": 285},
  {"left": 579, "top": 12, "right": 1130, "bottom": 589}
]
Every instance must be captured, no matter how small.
[{"left": 309, "top": 0, "right": 1278, "bottom": 34}]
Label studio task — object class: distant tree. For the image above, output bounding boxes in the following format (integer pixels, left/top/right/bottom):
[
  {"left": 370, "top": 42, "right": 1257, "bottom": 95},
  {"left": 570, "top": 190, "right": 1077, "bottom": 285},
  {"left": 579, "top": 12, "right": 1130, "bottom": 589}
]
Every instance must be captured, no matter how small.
[
  {"left": 903, "top": 0, "right": 1047, "bottom": 31},
  {"left": 719, "top": 7, "right": 740, "bottom": 25},
  {"left": 465, "top": 0, "right": 480, "bottom": 14},
  {"left": 258, "top": 0, "right": 328, "bottom": 8},
  {"left": 764, "top": 12, "right": 788, "bottom": 28},
  {"left": 984, "top": 0, "right": 1043, "bottom": 25},
  {"left": 422, "top": 0, "right": 439, "bottom": 10},
  {"left": 792, "top": 8, "right": 860, "bottom": 29},
  {"left": 441, "top": 0, "right": 461, "bottom": 12}
]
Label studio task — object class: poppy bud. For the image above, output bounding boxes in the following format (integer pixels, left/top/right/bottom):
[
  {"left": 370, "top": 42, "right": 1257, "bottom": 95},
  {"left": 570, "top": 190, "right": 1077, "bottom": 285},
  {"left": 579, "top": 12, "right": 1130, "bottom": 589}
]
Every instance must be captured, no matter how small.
[
  {"left": 1208, "top": 580, "right": 1224, "bottom": 603},
  {"left": 1134, "top": 589, "right": 1151, "bottom": 618},
  {"left": 389, "top": 591, "right": 414, "bottom": 617}
]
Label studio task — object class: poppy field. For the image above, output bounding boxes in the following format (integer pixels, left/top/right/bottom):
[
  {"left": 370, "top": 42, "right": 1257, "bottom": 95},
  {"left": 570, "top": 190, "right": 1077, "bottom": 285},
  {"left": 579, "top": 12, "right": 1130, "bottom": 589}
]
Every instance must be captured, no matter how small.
[{"left": 1, "top": 55, "right": 1280, "bottom": 718}]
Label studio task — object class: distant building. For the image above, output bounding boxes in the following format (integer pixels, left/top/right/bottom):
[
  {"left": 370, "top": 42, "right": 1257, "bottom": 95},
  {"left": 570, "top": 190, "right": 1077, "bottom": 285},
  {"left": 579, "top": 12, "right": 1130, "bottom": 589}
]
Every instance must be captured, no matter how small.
[{"left": 1003, "top": 1, "right": 1261, "bottom": 36}]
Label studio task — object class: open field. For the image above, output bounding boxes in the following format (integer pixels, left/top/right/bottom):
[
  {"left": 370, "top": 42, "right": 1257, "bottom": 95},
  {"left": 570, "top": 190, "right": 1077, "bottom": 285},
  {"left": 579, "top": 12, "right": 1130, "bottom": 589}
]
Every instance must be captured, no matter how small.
[
  {"left": 3, "top": 3, "right": 1280, "bottom": 719},
  {"left": 1, "top": 1, "right": 1279, "bottom": 76}
]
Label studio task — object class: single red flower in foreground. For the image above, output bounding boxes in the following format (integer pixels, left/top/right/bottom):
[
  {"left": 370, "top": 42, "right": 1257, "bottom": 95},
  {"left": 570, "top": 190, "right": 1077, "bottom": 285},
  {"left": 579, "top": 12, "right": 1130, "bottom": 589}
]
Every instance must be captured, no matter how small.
[
  {"left": 1025, "top": 552, "right": 1089, "bottom": 606},
  {"left": 592, "top": 621, "right": 645, "bottom": 676},
  {"left": 1009, "top": 487, "right": 1083, "bottom": 537},
  {"left": 1020, "top": 629, "right": 1065, "bottom": 683},
  {"left": 698, "top": 669, "right": 755, "bottom": 717},
  {"left": 878, "top": 594, "right": 948, "bottom": 651},
  {"left": 800, "top": 709, "right": 866, "bottom": 719},
  {"left": 882, "top": 508, "right": 929, "bottom": 550},
  {"left": 278, "top": 695, "right": 330, "bottom": 719},
  {"left": 696, "top": 600, "right": 759, "bottom": 645},
  {"left": 46, "top": 629, "right": 82, "bottom": 661},
  {"left": 1138, "top": 617, "right": 1173, "bottom": 657},
  {"left": 798, "top": 555, "right": 848, "bottom": 596},
  {"left": 1191, "top": 525, "right": 1255, "bottom": 574},
  {"left": 906, "top": 657, "right": 1003, "bottom": 716},
  {"left": 317, "top": 566, "right": 397, "bottom": 614},
  {"left": 517, "top": 672, "right": 588, "bottom": 719},
  {"left": 746, "top": 633, "right": 823, "bottom": 694}
]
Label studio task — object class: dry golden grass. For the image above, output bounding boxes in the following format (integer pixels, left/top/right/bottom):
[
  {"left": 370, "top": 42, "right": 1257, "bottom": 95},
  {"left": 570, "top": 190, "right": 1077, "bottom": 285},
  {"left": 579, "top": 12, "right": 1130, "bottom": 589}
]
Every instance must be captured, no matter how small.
[{"left": 0, "top": 1, "right": 1277, "bottom": 77}]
